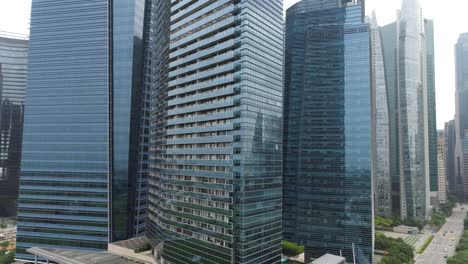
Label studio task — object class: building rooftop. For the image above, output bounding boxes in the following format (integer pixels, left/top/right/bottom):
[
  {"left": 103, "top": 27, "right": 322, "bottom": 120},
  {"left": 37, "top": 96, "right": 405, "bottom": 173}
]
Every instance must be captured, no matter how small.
[
  {"left": 26, "top": 247, "right": 145, "bottom": 264},
  {"left": 311, "top": 253, "right": 346, "bottom": 264}
]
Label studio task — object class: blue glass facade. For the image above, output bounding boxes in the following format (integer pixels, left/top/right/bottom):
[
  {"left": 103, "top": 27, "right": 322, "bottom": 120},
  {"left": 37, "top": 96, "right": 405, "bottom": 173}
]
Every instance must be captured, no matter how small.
[
  {"left": 283, "top": 1, "right": 373, "bottom": 263},
  {"left": 146, "top": 0, "right": 284, "bottom": 263},
  {"left": 0, "top": 35, "right": 28, "bottom": 217},
  {"left": 16, "top": 0, "right": 148, "bottom": 260}
]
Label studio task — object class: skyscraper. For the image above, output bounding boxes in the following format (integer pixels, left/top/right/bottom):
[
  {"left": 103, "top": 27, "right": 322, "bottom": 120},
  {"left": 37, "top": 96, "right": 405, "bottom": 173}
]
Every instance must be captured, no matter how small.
[
  {"left": 445, "top": 120, "right": 458, "bottom": 196},
  {"left": 16, "top": 0, "right": 149, "bottom": 260},
  {"left": 397, "top": 0, "right": 429, "bottom": 219},
  {"left": 283, "top": 0, "right": 373, "bottom": 263},
  {"left": 146, "top": 1, "right": 284, "bottom": 264},
  {"left": 380, "top": 21, "right": 401, "bottom": 216},
  {"left": 425, "top": 20, "right": 439, "bottom": 200},
  {"left": 379, "top": 0, "right": 434, "bottom": 219},
  {"left": 0, "top": 33, "right": 28, "bottom": 217},
  {"left": 455, "top": 33, "right": 468, "bottom": 200},
  {"left": 370, "top": 13, "right": 391, "bottom": 217},
  {"left": 437, "top": 130, "right": 447, "bottom": 204}
]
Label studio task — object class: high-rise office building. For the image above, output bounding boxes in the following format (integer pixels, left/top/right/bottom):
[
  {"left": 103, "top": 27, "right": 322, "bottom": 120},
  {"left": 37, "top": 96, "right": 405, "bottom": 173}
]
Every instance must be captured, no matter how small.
[
  {"left": 445, "top": 120, "right": 458, "bottom": 195},
  {"left": 380, "top": 21, "right": 401, "bottom": 216},
  {"left": 0, "top": 33, "right": 28, "bottom": 217},
  {"left": 397, "top": 0, "right": 429, "bottom": 219},
  {"left": 146, "top": 1, "right": 284, "bottom": 264},
  {"left": 16, "top": 0, "right": 149, "bottom": 260},
  {"left": 283, "top": 0, "right": 373, "bottom": 263},
  {"left": 370, "top": 13, "right": 391, "bottom": 217},
  {"left": 425, "top": 20, "right": 439, "bottom": 199},
  {"left": 379, "top": 0, "right": 434, "bottom": 219},
  {"left": 455, "top": 33, "right": 468, "bottom": 200},
  {"left": 437, "top": 130, "right": 447, "bottom": 204}
]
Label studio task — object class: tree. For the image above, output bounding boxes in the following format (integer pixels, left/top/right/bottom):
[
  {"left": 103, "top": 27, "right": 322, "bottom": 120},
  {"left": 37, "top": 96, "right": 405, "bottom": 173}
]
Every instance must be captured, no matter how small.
[{"left": 447, "top": 250, "right": 468, "bottom": 264}]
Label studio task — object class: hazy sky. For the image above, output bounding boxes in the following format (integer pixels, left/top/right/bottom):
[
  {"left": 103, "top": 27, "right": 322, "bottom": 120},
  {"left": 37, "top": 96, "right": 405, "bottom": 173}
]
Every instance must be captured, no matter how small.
[{"left": 1, "top": 0, "right": 467, "bottom": 129}]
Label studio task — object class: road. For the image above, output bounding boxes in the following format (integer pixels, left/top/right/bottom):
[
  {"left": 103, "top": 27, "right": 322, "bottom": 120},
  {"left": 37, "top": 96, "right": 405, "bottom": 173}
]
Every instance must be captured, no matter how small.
[{"left": 415, "top": 204, "right": 467, "bottom": 264}]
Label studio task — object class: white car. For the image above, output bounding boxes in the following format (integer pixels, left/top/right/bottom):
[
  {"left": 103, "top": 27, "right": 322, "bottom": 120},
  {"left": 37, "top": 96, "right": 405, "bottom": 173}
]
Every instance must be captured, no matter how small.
[{"left": 444, "top": 248, "right": 448, "bottom": 252}]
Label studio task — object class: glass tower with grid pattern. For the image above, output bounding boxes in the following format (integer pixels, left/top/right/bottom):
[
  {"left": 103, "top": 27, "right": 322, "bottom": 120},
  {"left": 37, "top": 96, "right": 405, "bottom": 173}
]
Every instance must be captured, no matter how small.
[
  {"left": 16, "top": 0, "right": 150, "bottom": 260},
  {"left": 146, "top": 1, "right": 284, "bottom": 264},
  {"left": 283, "top": 0, "right": 373, "bottom": 263},
  {"left": 0, "top": 34, "right": 28, "bottom": 217}
]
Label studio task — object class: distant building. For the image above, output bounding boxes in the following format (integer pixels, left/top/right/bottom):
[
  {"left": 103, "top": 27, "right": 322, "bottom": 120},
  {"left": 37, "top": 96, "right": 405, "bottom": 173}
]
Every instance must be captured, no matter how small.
[
  {"left": 437, "top": 130, "right": 448, "bottom": 204},
  {"left": 455, "top": 33, "right": 468, "bottom": 200},
  {"left": 283, "top": 0, "right": 373, "bottom": 263},
  {"left": 379, "top": 0, "right": 436, "bottom": 220},
  {"left": 445, "top": 120, "right": 458, "bottom": 195},
  {"left": 370, "top": 13, "right": 392, "bottom": 217},
  {"left": 380, "top": 21, "right": 401, "bottom": 216},
  {"left": 0, "top": 33, "right": 28, "bottom": 218}
]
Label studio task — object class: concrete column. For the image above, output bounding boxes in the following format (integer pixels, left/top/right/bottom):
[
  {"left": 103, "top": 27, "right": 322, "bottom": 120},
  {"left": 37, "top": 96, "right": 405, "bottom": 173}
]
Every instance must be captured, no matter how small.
[{"left": 34, "top": 255, "right": 38, "bottom": 264}]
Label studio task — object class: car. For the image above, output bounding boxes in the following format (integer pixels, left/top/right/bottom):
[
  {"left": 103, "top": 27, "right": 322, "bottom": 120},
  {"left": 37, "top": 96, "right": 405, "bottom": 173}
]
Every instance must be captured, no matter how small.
[
  {"left": 450, "top": 243, "right": 453, "bottom": 246},
  {"left": 443, "top": 233, "right": 446, "bottom": 236},
  {"left": 452, "top": 237, "right": 455, "bottom": 241},
  {"left": 444, "top": 254, "right": 449, "bottom": 258},
  {"left": 444, "top": 248, "right": 448, "bottom": 252},
  {"left": 451, "top": 230, "right": 454, "bottom": 233}
]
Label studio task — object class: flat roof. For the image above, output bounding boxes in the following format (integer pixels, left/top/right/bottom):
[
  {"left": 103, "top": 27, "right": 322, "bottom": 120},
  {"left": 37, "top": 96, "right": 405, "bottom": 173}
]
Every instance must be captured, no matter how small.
[
  {"left": 27, "top": 247, "right": 144, "bottom": 264},
  {"left": 311, "top": 253, "right": 346, "bottom": 264}
]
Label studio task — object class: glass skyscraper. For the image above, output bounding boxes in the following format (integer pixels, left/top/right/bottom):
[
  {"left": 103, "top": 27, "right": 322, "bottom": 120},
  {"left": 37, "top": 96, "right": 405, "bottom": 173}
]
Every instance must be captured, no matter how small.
[
  {"left": 146, "top": 1, "right": 284, "bottom": 264},
  {"left": 425, "top": 20, "right": 438, "bottom": 198},
  {"left": 283, "top": 0, "right": 373, "bottom": 263},
  {"left": 370, "top": 13, "right": 391, "bottom": 217},
  {"left": 396, "top": 0, "right": 429, "bottom": 219},
  {"left": 16, "top": 0, "right": 149, "bottom": 260},
  {"left": 0, "top": 34, "right": 28, "bottom": 217},
  {"left": 380, "top": 21, "right": 401, "bottom": 216},
  {"left": 379, "top": 0, "right": 436, "bottom": 219},
  {"left": 455, "top": 33, "right": 468, "bottom": 200},
  {"left": 437, "top": 130, "right": 447, "bottom": 204},
  {"left": 445, "top": 120, "right": 458, "bottom": 196}
]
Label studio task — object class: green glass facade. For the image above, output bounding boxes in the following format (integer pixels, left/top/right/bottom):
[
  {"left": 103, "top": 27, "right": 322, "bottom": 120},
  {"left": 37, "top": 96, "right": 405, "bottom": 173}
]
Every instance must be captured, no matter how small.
[
  {"left": 425, "top": 20, "right": 438, "bottom": 194},
  {"left": 380, "top": 22, "right": 401, "bottom": 216},
  {"left": 146, "top": 1, "right": 284, "bottom": 263}
]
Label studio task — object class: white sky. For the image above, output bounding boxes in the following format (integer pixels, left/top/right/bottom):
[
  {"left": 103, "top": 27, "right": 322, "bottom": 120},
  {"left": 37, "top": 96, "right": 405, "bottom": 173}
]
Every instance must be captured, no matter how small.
[{"left": 1, "top": 0, "right": 468, "bottom": 129}]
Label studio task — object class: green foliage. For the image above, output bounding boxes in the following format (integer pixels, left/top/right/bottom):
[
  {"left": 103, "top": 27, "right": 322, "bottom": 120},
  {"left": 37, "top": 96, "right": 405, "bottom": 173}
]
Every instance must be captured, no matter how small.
[
  {"left": 448, "top": 224, "right": 468, "bottom": 263},
  {"left": 428, "top": 212, "right": 446, "bottom": 230},
  {"left": 417, "top": 235, "right": 434, "bottom": 254},
  {"left": 441, "top": 200, "right": 457, "bottom": 216},
  {"left": 447, "top": 250, "right": 468, "bottom": 264},
  {"left": 375, "top": 233, "right": 414, "bottom": 264},
  {"left": 0, "top": 247, "right": 15, "bottom": 264},
  {"left": 282, "top": 241, "right": 304, "bottom": 256},
  {"left": 401, "top": 218, "right": 424, "bottom": 231},
  {"left": 134, "top": 243, "right": 152, "bottom": 253},
  {"left": 0, "top": 242, "right": 8, "bottom": 249},
  {"left": 375, "top": 216, "right": 395, "bottom": 228}
]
